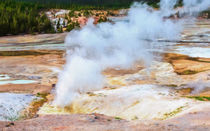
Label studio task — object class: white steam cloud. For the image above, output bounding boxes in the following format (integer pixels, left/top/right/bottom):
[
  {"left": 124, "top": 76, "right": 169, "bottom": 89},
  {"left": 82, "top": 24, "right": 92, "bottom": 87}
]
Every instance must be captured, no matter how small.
[
  {"left": 160, "top": 0, "right": 178, "bottom": 16},
  {"left": 180, "top": 0, "right": 210, "bottom": 16},
  {"left": 180, "top": 80, "right": 210, "bottom": 94},
  {"left": 53, "top": 0, "right": 210, "bottom": 107}
]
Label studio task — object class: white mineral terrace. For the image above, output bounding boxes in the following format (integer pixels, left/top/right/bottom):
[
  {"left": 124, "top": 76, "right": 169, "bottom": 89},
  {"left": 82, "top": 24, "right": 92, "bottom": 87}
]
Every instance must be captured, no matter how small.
[
  {"left": 174, "top": 46, "right": 210, "bottom": 58},
  {"left": 0, "top": 93, "right": 36, "bottom": 121},
  {"left": 38, "top": 61, "right": 210, "bottom": 120}
]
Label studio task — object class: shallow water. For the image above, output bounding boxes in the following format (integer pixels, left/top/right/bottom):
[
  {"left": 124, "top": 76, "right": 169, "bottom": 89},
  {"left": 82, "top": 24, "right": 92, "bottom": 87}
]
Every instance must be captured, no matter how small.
[
  {"left": 174, "top": 46, "right": 210, "bottom": 58},
  {"left": 0, "top": 74, "right": 38, "bottom": 85},
  {"left": 0, "top": 80, "right": 37, "bottom": 85},
  {"left": 0, "top": 74, "right": 10, "bottom": 81}
]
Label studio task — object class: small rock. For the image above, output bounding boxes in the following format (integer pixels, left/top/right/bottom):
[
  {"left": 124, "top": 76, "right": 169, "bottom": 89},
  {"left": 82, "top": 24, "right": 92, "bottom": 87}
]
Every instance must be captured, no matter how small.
[
  {"left": 28, "top": 76, "right": 42, "bottom": 80},
  {"left": 94, "top": 116, "right": 99, "bottom": 119},
  {"left": 52, "top": 84, "right": 56, "bottom": 87},
  {"left": 5, "top": 122, "right": 15, "bottom": 127}
]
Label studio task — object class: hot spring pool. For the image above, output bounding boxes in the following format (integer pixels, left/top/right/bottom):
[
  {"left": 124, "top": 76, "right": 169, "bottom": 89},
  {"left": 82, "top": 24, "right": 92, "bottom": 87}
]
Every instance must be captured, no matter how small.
[{"left": 0, "top": 74, "right": 37, "bottom": 85}]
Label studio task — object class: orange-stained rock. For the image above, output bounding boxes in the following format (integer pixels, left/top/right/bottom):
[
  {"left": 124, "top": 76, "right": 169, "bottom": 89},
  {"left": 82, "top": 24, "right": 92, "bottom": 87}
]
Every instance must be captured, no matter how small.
[{"left": 164, "top": 53, "right": 210, "bottom": 75}]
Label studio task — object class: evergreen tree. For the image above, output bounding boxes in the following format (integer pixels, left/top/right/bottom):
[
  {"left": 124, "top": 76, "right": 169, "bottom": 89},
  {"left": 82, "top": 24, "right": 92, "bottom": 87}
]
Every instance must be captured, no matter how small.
[
  {"left": 0, "top": 0, "right": 54, "bottom": 36},
  {"left": 57, "top": 18, "right": 60, "bottom": 30}
]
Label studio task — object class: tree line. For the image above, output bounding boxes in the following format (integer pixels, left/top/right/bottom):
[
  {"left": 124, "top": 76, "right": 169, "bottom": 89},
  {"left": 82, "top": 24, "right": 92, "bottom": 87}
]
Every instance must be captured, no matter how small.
[
  {"left": 15, "top": 0, "right": 161, "bottom": 9},
  {"left": 0, "top": 0, "right": 54, "bottom": 36},
  {"left": 0, "top": 0, "right": 185, "bottom": 36},
  {"left": 0, "top": 0, "right": 160, "bottom": 36}
]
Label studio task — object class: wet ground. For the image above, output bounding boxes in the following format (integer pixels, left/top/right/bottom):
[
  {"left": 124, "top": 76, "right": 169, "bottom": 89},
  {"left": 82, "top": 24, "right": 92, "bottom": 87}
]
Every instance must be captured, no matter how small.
[{"left": 0, "top": 19, "right": 209, "bottom": 130}]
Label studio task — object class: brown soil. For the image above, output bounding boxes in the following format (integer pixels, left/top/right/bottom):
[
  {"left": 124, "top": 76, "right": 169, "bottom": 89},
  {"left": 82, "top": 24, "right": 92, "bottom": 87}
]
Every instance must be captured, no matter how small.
[
  {"left": 21, "top": 93, "right": 49, "bottom": 120},
  {"left": 103, "top": 66, "right": 143, "bottom": 77},
  {"left": 0, "top": 33, "right": 67, "bottom": 44},
  {"left": 0, "top": 110, "right": 210, "bottom": 131},
  {"left": 0, "top": 50, "right": 64, "bottom": 66},
  {"left": 0, "top": 84, "right": 52, "bottom": 95},
  {"left": 164, "top": 53, "right": 210, "bottom": 75}
]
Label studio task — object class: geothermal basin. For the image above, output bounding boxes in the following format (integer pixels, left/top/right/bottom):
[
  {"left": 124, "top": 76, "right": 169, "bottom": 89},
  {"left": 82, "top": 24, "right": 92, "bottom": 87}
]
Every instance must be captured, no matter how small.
[
  {"left": 0, "top": 17, "right": 210, "bottom": 130},
  {"left": 38, "top": 19, "right": 210, "bottom": 121}
]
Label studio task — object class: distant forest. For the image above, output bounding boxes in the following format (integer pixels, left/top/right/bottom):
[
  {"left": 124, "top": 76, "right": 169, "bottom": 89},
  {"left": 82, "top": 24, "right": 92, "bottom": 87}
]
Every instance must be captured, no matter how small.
[
  {"left": 0, "top": 0, "right": 187, "bottom": 36},
  {"left": 0, "top": 0, "right": 161, "bottom": 36},
  {"left": 0, "top": 0, "right": 54, "bottom": 36},
  {"left": 15, "top": 0, "right": 161, "bottom": 9}
]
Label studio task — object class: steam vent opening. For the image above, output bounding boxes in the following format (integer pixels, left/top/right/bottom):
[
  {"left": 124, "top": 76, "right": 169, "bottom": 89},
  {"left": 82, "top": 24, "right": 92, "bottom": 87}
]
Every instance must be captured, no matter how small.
[{"left": 0, "top": 0, "right": 210, "bottom": 130}]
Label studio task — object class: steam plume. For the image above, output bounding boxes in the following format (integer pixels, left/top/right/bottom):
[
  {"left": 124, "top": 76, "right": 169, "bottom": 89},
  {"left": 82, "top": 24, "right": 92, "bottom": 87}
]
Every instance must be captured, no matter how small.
[
  {"left": 179, "top": 0, "right": 210, "bottom": 16},
  {"left": 53, "top": 0, "right": 209, "bottom": 107}
]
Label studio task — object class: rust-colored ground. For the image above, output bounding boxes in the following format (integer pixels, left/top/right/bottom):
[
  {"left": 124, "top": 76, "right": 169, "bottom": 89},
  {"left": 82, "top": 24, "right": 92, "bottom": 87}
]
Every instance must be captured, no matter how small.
[
  {"left": 164, "top": 53, "right": 210, "bottom": 75},
  {"left": 0, "top": 84, "right": 52, "bottom": 94},
  {"left": 1, "top": 110, "right": 210, "bottom": 131}
]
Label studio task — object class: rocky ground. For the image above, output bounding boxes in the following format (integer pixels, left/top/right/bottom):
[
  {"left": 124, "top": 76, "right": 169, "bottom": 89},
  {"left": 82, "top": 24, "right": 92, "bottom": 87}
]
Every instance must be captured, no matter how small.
[{"left": 1, "top": 111, "right": 210, "bottom": 131}]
